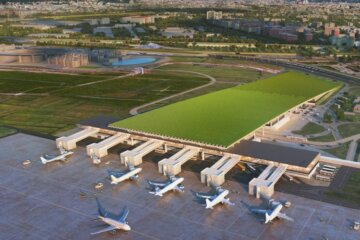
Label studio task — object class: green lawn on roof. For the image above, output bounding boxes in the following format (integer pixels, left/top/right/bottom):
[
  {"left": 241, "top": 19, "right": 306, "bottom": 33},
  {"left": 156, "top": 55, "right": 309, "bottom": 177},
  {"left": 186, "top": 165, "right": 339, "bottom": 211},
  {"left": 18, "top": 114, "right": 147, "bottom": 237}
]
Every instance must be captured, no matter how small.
[{"left": 110, "top": 71, "right": 341, "bottom": 148}]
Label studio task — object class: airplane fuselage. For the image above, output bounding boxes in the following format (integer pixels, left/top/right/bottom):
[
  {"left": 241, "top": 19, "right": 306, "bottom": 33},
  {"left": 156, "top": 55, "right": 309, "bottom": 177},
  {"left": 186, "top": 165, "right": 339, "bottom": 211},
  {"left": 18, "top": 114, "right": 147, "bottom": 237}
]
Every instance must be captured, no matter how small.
[
  {"left": 265, "top": 204, "right": 283, "bottom": 224},
  {"left": 110, "top": 168, "right": 142, "bottom": 185},
  {"left": 40, "top": 151, "right": 73, "bottom": 164},
  {"left": 99, "top": 216, "right": 131, "bottom": 231},
  {"left": 152, "top": 177, "right": 184, "bottom": 196},
  {"left": 205, "top": 189, "right": 230, "bottom": 209}
]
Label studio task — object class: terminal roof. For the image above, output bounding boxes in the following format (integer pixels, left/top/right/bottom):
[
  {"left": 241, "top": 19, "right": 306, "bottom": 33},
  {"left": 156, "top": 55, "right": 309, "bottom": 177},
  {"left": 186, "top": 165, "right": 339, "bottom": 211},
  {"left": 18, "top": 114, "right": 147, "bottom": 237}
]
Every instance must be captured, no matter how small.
[{"left": 228, "top": 140, "right": 319, "bottom": 168}]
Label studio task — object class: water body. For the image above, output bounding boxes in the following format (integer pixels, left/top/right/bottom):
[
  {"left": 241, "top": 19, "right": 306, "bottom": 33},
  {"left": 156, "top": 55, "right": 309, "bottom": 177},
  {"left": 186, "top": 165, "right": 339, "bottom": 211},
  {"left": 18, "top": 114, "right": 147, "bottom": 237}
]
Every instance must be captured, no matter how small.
[{"left": 112, "top": 57, "right": 156, "bottom": 66}]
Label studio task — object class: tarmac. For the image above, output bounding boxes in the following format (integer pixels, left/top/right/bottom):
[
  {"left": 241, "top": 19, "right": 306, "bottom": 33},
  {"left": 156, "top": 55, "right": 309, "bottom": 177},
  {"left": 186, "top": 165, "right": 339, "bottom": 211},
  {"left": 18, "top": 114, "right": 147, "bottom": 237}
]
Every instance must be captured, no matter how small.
[{"left": 0, "top": 133, "right": 359, "bottom": 240}]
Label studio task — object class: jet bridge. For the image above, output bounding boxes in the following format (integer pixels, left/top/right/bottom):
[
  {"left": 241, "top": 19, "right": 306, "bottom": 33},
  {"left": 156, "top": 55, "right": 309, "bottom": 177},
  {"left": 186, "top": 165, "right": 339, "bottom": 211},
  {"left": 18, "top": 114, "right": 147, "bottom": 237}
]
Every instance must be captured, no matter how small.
[
  {"left": 201, "top": 155, "right": 240, "bottom": 186},
  {"left": 120, "top": 139, "right": 163, "bottom": 166},
  {"left": 56, "top": 127, "right": 100, "bottom": 151},
  {"left": 158, "top": 146, "right": 200, "bottom": 175},
  {"left": 86, "top": 133, "right": 130, "bottom": 160},
  {"left": 249, "top": 164, "right": 287, "bottom": 198}
]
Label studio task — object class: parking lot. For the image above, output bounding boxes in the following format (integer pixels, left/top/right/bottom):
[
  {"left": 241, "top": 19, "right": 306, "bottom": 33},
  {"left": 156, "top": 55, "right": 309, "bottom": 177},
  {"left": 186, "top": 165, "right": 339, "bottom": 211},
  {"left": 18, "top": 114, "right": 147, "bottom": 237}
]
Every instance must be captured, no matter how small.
[{"left": 0, "top": 133, "right": 359, "bottom": 240}]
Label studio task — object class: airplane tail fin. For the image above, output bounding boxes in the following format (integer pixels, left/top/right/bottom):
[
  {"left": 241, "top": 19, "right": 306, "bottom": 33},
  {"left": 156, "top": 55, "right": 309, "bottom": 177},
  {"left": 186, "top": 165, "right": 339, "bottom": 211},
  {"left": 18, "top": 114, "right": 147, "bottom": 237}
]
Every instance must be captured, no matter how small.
[
  {"left": 40, "top": 156, "right": 47, "bottom": 164},
  {"left": 110, "top": 175, "right": 119, "bottom": 185},
  {"left": 95, "top": 198, "right": 107, "bottom": 217},
  {"left": 149, "top": 190, "right": 162, "bottom": 197},
  {"left": 205, "top": 199, "right": 213, "bottom": 209},
  {"left": 265, "top": 213, "right": 270, "bottom": 224}
]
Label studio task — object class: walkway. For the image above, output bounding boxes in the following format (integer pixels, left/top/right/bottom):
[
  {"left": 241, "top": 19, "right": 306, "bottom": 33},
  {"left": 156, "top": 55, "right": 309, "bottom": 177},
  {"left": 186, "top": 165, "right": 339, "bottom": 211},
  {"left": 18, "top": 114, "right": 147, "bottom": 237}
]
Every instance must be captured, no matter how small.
[{"left": 129, "top": 70, "right": 216, "bottom": 115}]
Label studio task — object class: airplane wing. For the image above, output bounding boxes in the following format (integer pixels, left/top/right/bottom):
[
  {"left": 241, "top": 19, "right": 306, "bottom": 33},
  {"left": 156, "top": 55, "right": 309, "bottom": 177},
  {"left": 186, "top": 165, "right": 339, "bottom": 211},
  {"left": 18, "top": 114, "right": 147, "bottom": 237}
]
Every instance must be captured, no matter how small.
[
  {"left": 90, "top": 225, "right": 116, "bottom": 235},
  {"left": 222, "top": 198, "right": 235, "bottom": 206},
  {"left": 277, "top": 212, "right": 294, "bottom": 222},
  {"left": 118, "top": 206, "right": 130, "bottom": 222},
  {"left": 251, "top": 208, "right": 268, "bottom": 214},
  {"left": 195, "top": 192, "right": 213, "bottom": 199},
  {"left": 96, "top": 198, "right": 112, "bottom": 218},
  {"left": 147, "top": 179, "right": 167, "bottom": 188},
  {"left": 108, "top": 170, "right": 125, "bottom": 178}
]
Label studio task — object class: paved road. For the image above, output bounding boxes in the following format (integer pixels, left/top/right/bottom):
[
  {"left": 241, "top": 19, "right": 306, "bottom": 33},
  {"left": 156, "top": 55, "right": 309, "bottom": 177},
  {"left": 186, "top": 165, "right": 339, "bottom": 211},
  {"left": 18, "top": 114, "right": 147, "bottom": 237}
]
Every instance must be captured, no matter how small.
[
  {"left": 76, "top": 69, "right": 140, "bottom": 87},
  {"left": 235, "top": 56, "right": 360, "bottom": 86},
  {"left": 306, "top": 133, "right": 360, "bottom": 147},
  {"left": 129, "top": 69, "right": 217, "bottom": 115},
  {"left": 346, "top": 140, "right": 358, "bottom": 161}
]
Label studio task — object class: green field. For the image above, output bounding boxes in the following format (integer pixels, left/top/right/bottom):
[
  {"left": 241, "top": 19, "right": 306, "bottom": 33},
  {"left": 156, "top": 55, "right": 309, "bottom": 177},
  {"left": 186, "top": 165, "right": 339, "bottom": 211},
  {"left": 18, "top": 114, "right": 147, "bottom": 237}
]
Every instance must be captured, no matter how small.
[
  {"left": 292, "top": 122, "right": 326, "bottom": 135},
  {"left": 325, "top": 170, "right": 360, "bottom": 204},
  {"left": 338, "top": 123, "right": 360, "bottom": 138},
  {"left": 324, "top": 143, "right": 350, "bottom": 159},
  {"left": 111, "top": 71, "right": 341, "bottom": 147},
  {"left": 0, "top": 126, "right": 17, "bottom": 138},
  {"left": 0, "top": 70, "right": 210, "bottom": 134},
  {"left": 308, "top": 133, "right": 335, "bottom": 142}
]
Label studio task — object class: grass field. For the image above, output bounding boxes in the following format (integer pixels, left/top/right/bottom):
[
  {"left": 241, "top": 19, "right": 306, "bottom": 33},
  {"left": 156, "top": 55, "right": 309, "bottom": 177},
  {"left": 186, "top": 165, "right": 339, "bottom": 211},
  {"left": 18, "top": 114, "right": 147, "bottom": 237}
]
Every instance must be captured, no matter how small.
[
  {"left": 308, "top": 133, "right": 335, "bottom": 142},
  {"left": 111, "top": 71, "right": 341, "bottom": 147},
  {"left": 0, "top": 70, "right": 210, "bottom": 134},
  {"left": 324, "top": 143, "right": 350, "bottom": 159},
  {"left": 0, "top": 126, "right": 17, "bottom": 138},
  {"left": 292, "top": 122, "right": 325, "bottom": 135},
  {"left": 349, "top": 86, "right": 360, "bottom": 97},
  {"left": 158, "top": 64, "right": 272, "bottom": 83},
  {"left": 325, "top": 170, "right": 360, "bottom": 204},
  {"left": 338, "top": 123, "right": 360, "bottom": 138}
]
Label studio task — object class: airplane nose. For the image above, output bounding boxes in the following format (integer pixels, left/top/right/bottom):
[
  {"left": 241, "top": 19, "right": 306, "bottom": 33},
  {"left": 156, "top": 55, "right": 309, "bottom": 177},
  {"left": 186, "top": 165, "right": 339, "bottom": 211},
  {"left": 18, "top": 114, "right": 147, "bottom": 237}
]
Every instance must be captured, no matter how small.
[{"left": 125, "top": 225, "right": 131, "bottom": 231}]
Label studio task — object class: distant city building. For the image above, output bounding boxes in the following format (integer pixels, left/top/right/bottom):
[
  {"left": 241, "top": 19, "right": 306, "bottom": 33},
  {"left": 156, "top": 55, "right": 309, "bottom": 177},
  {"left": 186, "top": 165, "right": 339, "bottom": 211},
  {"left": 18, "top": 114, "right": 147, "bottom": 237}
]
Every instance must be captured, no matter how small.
[
  {"left": 296, "top": 0, "right": 309, "bottom": 4},
  {"left": 161, "top": 27, "right": 195, "bottom": 38},
  {"left": 47, "top": 53, "right": 89, "bottom": 68},
  {"left": 324, "top": 23, "right": 336, "bottom": 36},
  {"left": 330, "top": 34, "right": 355, "bottom": 49},
  {"left": 120, "top": 16, "right": 155, "bottom": 25},
  {"left": 28, "top": 33, "right": 70, "bottom": 39},
  {"left": 93, "top": 27, "right": 114, "bottom": 38},
  {"left": 11, "top": 24, "right": 54, "bottom": 30},
  {"left": 353, "top": 104, "right": 360, "bottom": 114},
  {"left": 63, "top": 28, "right": 81, "bottom": 34},
  {"left": 310, "top": 22, "right": 323, "bottom": 29},
  {"left": 206, "top": 11, "right": 222, "bottom": 20},
  {"left": 100, "top": 18, "right": 110, "bottom": 25},
  {"left": 87, "top": 19, "right": 99, "bottom": 26},
  {"left": 305, "top": 32, "right": 313, "bottom": 42}
]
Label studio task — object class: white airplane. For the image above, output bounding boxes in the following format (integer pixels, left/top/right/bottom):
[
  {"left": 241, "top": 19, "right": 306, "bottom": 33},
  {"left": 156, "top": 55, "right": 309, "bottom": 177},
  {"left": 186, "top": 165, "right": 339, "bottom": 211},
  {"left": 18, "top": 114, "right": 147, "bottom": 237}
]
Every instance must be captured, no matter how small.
[
  {"left": 40, "top": 151, "right": 73, "bottom": 164},
  {"left": 193, "top": 185, "right": 234, "bottom": 209},
  {"left": 147, "top": 175, "right": 185, "bottom": 197},
  {"left": 91, "top": 198, "right": 131, "bottom": 235},
  {"left": 108, "top": 165, "right": 142, "bottom": 185},
  {"left": 251, "top": 200, "right": 294, "bottom": 224}
]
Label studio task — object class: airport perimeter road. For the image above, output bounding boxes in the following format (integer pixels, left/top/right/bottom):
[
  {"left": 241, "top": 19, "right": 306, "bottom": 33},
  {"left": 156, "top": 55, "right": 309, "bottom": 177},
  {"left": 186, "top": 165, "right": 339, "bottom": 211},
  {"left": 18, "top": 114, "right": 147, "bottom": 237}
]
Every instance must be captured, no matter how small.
[
  {"left": 129, "top": 70, "right": 216, "bottom": 115},
  {"left": 235, "top": 56, "right": 360, "bottom": 86},
  {"left": 346, "top": 140, "right": 359, "bottom": 161}
]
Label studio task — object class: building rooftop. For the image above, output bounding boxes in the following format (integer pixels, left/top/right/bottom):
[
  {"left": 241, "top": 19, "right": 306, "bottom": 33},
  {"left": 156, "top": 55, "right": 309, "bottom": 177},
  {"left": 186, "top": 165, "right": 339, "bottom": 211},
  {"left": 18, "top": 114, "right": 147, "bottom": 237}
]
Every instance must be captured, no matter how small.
[
  {"left": 227, "top": 140, "right": 319, "bottom": 168},
  {"left": 79, "top": 115, "right": 120, "bottom": 130},
  {"left": 110, "top": 71, "right": 340, "bottom": 148}
]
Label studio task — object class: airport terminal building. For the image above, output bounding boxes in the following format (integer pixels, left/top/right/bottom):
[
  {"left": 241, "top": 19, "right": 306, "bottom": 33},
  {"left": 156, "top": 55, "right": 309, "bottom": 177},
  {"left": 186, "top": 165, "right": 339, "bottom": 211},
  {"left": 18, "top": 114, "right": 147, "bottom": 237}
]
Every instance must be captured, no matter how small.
[{"left": 55, "top": 71, "right": 353, "bottom": 198}]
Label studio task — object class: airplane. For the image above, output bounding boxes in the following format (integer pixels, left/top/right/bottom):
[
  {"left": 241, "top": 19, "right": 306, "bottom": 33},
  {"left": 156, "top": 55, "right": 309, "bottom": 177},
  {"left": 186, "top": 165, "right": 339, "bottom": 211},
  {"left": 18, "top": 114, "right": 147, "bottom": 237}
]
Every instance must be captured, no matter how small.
[
  {"left": 251, "top": 199, "right": 294, "bottom": 224},
  {"left": 91, "top": 198, "right": 131, "bottom": 235},
  {"left": 108, "top": 165, "right": 142, "bottom": 185},
  {"left": 147, "top": 175, "right": 184, "bottom": 197},
  {"left": 193, "top": 185, "right": 234, "bottom": 209},
  {"left": 40, "top": 151, "right": 73, "bottom": 164}
]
